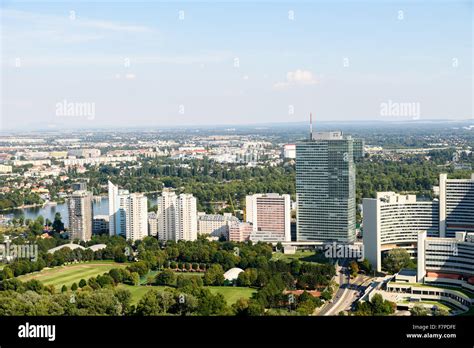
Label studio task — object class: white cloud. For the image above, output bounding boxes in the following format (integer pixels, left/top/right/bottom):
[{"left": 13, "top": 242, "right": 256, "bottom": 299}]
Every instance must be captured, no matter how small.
[{"left": 273, "top": 69, "right": 317, "bottom": 89}]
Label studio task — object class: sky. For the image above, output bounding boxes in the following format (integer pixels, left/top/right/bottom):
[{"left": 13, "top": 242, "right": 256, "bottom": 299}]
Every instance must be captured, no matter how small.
[{"left": 0, "top": 0, "right": 473, "bottom": 130}]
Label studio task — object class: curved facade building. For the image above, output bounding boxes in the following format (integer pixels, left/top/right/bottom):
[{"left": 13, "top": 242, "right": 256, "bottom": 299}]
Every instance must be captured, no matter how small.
[
  {"left": 439, "top": 173, "right": 474, "bottom": 238},
  {"left": 363, "top": 192, "right": 439, "bottom": 272},
  {"left": 418, "top": 231, "right": 474, "bottom": 291}
]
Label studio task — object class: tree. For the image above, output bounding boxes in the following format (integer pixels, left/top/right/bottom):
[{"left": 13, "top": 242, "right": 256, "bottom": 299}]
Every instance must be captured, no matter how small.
[
  {"left": 135, "top": 290, "right": 176, "bottom": 315},
  {"left": 232, "top": 298, "right": 264, "bottom": 316},
  {"left": 131, "top": 272, "right": 140, "bottom": 286},
  {"left": 349, "top": 261, "right": 359, "bottom": 278},
  {"left": 71, "top": 282, "right": 78, "bottom": 291},
  {"left": 410, "top": 304, "right": 429, "bottom": 316},
  {"left": 1, "top": 266, "right": 14, "bottom": 280},
  {"left": 155, "top": 270, "right": 177, "bottom": 287},
  {"left": 203, "top": 264, "right": 225, "bottom": 286},
  {"left": 383, "top": 249, "right": 415, "bottom": 274},
  {"left": 61, "top": 285, "right": 68, "bottom": 293},
  {"left": 78, "top": 279, "right": 87, "bottom": 288},
  {"left": 52, "top": 212, "right": 65, "bottom": 233}
]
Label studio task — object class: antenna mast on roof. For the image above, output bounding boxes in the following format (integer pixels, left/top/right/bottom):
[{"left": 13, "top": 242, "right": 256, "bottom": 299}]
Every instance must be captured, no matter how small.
[{"left": 309, "top": 112, "right": 313, "bottom": 140}]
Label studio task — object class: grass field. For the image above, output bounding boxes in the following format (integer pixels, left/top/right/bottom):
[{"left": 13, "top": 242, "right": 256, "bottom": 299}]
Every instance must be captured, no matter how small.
[
  {"left": 18, "top": 261, "right": 128, "bottom": 289},
  {"left": 207, "top": 286, "right": 256, "bottom": 305}
]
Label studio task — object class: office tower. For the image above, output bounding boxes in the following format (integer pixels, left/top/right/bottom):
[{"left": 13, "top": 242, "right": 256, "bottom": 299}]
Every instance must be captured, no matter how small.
[
  {"left": 157, "top": 188, "right": 177, "bottom": 241},
  {"left": 246, "top": 193, "right": 291, "bottom": 241},
  {"left": 176, "top": 193, "right": 198, "bottom": 241},
  {"left": 363, "top": 192, "right": 439, "bottom": 272},
  {"left": 296, "top": 130, "right": 356, "bottom": 243},
  {"left": 439, "top": 173, "right": 474, "bottom": 238},
  {"left": 197, "top": 213, "right": 239, "bottom": 239},
  {"left": 67, "top": 190, "right": 93, "bottom": 241},
  {"left": 352, "top": 139, "right": 365, "bottom": 159},
  {"left": 157, "top": 189, "right": 198, "bottom": 241},
  {"left": 125, "top": 193, "right": 148, "bottom": 241},
  {"left": 108, "top": 181, "right": 148, "bottom": 241}
]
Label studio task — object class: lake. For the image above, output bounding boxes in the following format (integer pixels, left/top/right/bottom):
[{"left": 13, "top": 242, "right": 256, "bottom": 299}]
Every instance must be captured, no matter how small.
[{"left": 6, "top": 196, "right": 158, "bottom": 227}]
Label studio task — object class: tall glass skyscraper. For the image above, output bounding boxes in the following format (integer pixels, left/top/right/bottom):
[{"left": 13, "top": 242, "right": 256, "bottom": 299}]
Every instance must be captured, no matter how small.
[{"left": 296, "top": 131, "right": 356, "bottom": 243}]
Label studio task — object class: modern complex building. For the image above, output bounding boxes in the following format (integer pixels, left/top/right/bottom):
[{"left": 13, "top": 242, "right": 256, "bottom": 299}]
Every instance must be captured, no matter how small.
[
  {"left": 439, "top": 173, "right": 474, "bottom": 238},
  {"left": 156, "top": 188, "right": 198, "bottom": 241},
  {"left": 108, "top": 181, "right": 148, "bottom": 241},
  {"left": 417, "top": 231, "right": 474, "bottom": 291},
  {"left": 364, "top": 173, "right": 474, "bottom": 272},
  {"left": 67, "top": 190, "right": 93, "bottom": 241},
  {"left": 246, "top": 193, "right": 291, "bottom": 242},
  {"left": 197, "top": 213, "right": 239, "bottom": 239},
  {"left": 363, "top": 192, "right": 439, "bottom": 272},
  {"left": 296, "top": 131, "right": 356, "bottom": 243}
]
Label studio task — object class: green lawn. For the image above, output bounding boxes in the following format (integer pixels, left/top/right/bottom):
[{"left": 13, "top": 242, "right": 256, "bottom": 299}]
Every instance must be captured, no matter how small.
[
  {"left": 18, "top": 261, "right": 128, "bottom": 290},
  {"left": 207, "top": 286, "right": 256, "bottom": 305},
  {"left": 271, "top": 250, "right": 326, "bottom": 264},
  {"left": 116, "top": 284, "right": 255, "bottom": 306},
  {"left": 117, "top": 284, "right": 161, "bottom": 305}
]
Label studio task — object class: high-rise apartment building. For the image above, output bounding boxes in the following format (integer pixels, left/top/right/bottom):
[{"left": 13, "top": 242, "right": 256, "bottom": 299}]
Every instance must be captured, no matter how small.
[
  {"left": 157, "top": 189, "right": 197, "bottom": 241},
  {"left": 176, "top": 193, "right": 198, "bottom": 241},
  {"left": 68, "top": 190, "right": 93, "bottom": 241},
  {"left": 108, "top": 181, "right": 148, "bottom": 241},
  {"left": 148, "top": 212, "right": 158, "bottom": 237},
  {"left": 157, "top": 188, "right": 177, "bottom": 241},
  {"left": 296, "top": 131, "right": 356, "bottom": 243},
  {"left": 108, "top": 181, "right": 129, "bottom": 237},
  {"left": 125, "top": 193, "right": 148, "bottom": 241},
  {"left": 246, "top": 193, "right": 291, "bottom": 241}
]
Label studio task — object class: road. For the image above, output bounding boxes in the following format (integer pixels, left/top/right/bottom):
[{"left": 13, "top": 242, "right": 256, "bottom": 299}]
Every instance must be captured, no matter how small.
[{"left": 317, "top": 261, "right": 370, "bottom": 316}]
